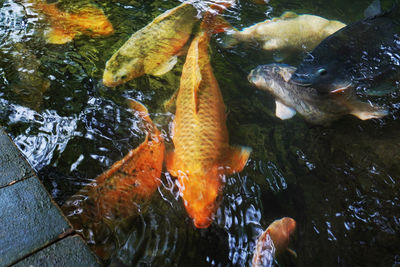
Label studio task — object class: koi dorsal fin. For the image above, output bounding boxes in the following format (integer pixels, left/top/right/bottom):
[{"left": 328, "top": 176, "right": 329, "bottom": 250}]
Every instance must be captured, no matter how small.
[
  {"left": 189, "top": 37, "right": 202, "bottom": 114},
  {"left": 126, "top": 99, "right": 152, "bottom": 124}
]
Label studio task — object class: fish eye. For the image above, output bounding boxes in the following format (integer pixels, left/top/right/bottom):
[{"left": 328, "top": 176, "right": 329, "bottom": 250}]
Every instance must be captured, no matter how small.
[{"left": 317, "top": 68, "right": 327, "bottom": 76}]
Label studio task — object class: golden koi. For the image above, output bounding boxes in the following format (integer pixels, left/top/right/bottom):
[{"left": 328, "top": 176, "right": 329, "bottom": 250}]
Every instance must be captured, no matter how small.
[
  {"left": 252, "top": 217, "right": 297, "bottom": 267},
  {"left": 166, "top": 19, "right": 251, "bottom": 228},
  {"left": 62, "top": 100, "right": 165, "bottom": 259},
  {"left": 102, "top": 2, "right": 199, "bottom": 87},
  {"left": 29, "top": 1, "right": 114, "bottom": 44}
]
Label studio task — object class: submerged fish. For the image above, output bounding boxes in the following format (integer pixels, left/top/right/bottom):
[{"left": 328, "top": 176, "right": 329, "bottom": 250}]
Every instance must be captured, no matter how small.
[
  {"left": 102, "top": 2, "right": 199, "bottom": 87},
  {"left": 62, "top": 100, "right": 165, "bottom": 259},
  {"left": 248, "top": 64, "right": 388, "bottom": 125},
  {"left": 27, "top": 0, "right": 114, "bottom": 44},
  {"left": 166, "top": 19, "right": 251, "bottom": 228},
  {"left": 9, "top": 42, "right": 50, "bottom": 111},
  {"left": 290, "top": 0, "right": 400, "bottom": 94},
  {"left": 224, "top": 11, "right": 345, "bottom": 56},
  {"left": 252, "top": 217, "right": 296, "bottom": 267}
]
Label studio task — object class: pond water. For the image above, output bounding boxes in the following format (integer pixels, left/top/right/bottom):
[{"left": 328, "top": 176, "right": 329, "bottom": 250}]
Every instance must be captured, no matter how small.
[{"left": 0, "top": 0, "right": 399, "bottom": 266}]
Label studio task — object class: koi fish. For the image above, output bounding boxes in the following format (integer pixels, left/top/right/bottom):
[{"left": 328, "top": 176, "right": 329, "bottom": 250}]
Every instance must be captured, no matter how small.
[
  {"left": 248, "top": 64, "right": 388, "bottom": 125},
  {"left": 28, "top": 0, "right": 114, "bottom": 44},
  {"left": 10, "top": 42, "right": 50, "bottom": 111},
  {"left": 224, "top": 11, "right": 345, "bottom": 58},
  {"left": 62, "top": 100, "right": 165, "bottom": 259},
  {"left": 252, "top": 217, "right": 297, "bottom": 267},
  {"left": 102, "top": 2, "right": 199, "bottom": 87},
  {"left": 166, "top": 17, "right": 251, "bottom": 228}
]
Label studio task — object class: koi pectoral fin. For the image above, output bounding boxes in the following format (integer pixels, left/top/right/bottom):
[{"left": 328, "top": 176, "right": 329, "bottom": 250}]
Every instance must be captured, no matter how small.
[
  {"left": 45, "top": 27, "right": 76, "bottom": 44},
  {"left": 275, "top": 100, "right": 296, "bottom": 120},
  {"left": 150, "top": 55, "right": 178, "bottom": 76},
  {"left": 221, "top": 146, "right": 252, "bottom": 175}
]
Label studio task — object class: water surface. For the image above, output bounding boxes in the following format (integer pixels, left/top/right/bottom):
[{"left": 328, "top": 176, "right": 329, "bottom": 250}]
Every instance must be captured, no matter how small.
[{"left": 0, "top": 0, "right": 399, "bottom": 266}]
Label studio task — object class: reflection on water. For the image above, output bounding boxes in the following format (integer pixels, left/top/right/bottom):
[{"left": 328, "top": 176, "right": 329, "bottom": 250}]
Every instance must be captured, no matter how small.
[{"left": 0, "top": 0, "right": 399, "bottom": 266}]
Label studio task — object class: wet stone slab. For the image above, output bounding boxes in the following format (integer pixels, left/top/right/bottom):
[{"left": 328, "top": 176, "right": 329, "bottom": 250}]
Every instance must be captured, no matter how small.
[
  {"left": 0, "top": 126, "right": 34, "bottom": 188},
  {"left": 13, "top": 235, "right": 101, "bottom": 267},
  {"left": 0, "top": 177, "right": 71, "bottom": 267}
]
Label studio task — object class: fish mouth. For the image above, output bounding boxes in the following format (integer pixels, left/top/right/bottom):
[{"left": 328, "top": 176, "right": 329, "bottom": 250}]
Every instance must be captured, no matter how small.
[
  {"left": 290, "top": 79, "right": 313, "bottom": 87},
  {"left": 289, "top": 73, "right": 313, "bottom": 87},
  {"left": 102, "top": 71, "right": 120, "bottom": 87},
  {"left": 193, "top": 217, "right": 213, "bottom": 228},
  {"left": 248, "top": 67, "right": 268, "bottom": 85}
]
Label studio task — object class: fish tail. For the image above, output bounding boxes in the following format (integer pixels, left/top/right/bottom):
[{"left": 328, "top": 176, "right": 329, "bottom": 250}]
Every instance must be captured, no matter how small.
[{"left": 219, "top": 28, "right": 240, "bottom": 48}]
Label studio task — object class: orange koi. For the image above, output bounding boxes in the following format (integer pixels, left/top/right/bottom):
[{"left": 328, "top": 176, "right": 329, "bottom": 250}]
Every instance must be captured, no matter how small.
[
  {"left": 30, "top": 1, "right": 114, "bottom": 44},
  {"left": 166, "top": 16, "right": 251, "bottom": 229},
  {"left": 62, "top": 100, "right": 164, "bottom": 259},
  {"left": 252, "top": 217, "right": 297, "bottom": 267}
]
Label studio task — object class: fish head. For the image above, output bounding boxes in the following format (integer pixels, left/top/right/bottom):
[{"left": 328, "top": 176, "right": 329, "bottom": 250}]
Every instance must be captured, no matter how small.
[
  {"left": 178, "top": 171, "right": 222, "bottom": 228},
  {"left": 248, "top": 63, "right": 297, "bottom": 93},
  {"left": 290, "top": 54, "right": 353, "bottom": 94},
  {"left": 103, "top": 55, "right": 142, "bottom": 87}
]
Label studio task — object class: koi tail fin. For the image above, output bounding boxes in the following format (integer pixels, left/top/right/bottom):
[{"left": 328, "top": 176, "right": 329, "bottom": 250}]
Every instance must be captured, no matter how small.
[{"left": 348, "top": 100, "right": 388, "bottom": 120}]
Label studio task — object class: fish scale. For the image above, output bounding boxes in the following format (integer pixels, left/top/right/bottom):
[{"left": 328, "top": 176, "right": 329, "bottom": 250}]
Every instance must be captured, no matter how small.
[{"left": 173, "top": 32, "right": 227, "bottom": 172}]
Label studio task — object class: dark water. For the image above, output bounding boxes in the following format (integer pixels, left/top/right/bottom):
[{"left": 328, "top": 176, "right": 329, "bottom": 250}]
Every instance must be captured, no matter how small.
[{"left": 0, "top": 0, "right": 399, "bottom": 266}]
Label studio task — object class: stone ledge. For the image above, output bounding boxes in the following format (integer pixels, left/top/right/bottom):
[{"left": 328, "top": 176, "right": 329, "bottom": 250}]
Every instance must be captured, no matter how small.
[
  {"left": 13, "top": 235, "right": 101, "bottom": 267},
  {"left": 0, "top": 126, "right": 35, "bottom": 188},
  {"left": 0, "top": 177, "right": 72, "bottom": 266}
]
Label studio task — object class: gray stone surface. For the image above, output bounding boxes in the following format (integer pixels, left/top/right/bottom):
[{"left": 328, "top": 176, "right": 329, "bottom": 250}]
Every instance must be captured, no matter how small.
[
  {"left": 13, "top": 235, "right": 101, "bottom": 267},
  {"left": 0, "top": 126, "right": 34, "bottom": 188},
  {"left": 0, "top": 177, "right": 71, "bottom": 267}
]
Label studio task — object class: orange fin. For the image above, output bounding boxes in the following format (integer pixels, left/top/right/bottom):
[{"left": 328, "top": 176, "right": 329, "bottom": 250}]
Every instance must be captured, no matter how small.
[
  {"left": 45, "top": 27, "right": 76, "bottom": 44},
  {"left": 166, "top": 151, "right": 177, "bottom": 177},
  {"left": 221, "top": 146, "right": 252, "bottom": 175}
]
